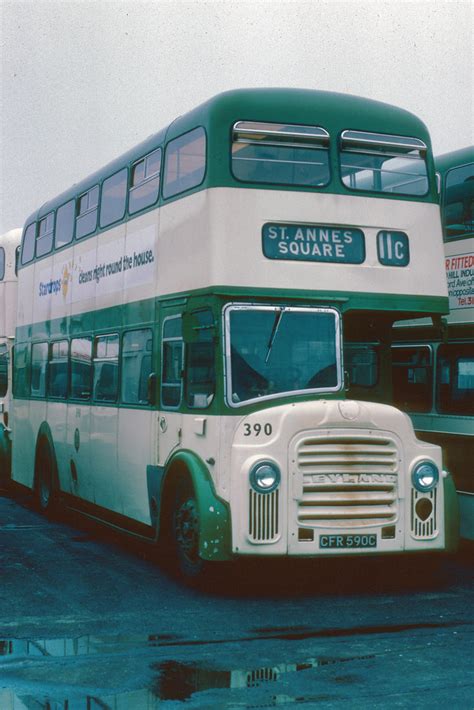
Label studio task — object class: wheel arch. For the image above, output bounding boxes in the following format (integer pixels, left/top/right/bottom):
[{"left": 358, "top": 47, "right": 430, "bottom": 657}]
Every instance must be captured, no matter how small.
[{"left": 158, "top": 450, "right": 232, "bottom": 562}]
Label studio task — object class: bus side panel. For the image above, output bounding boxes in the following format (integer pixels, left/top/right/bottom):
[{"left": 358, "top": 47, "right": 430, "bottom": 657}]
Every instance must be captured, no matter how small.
[
  {"left": 12, "top": 400, "right": 45, "bottom": 490},
  {"left": 89, "top": 404, "right": 120, "bottom": 513},
  {"left": 116, "top": 408, "right": 155, "bottom": 524}
]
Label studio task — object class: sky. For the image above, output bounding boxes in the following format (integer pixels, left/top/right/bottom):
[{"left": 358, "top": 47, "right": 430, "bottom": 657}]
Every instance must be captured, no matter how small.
[{"left": 0, "top": 0, "right": 473, "bottom": 235}]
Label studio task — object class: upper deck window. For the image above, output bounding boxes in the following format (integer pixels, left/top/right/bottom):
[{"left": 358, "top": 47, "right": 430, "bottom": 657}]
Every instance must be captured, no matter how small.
[
  {"left": 76, "top": 185, "right": 99, "bottom": 239},
  {"left": 36, "top": 212, "right": 54, "bottom": 258},
  {"left": 129, "top": 148, "right": 161, "bottom": 214},
  {"left": 0, "top": 247, "right": 4, "bottom": 281},
  {"left": 163, "top": 128, "right": 206, "bottom": 199},
  {"left": 100, "top": 168, "right": 128, "bottom": 228},
  {"left": 55, "top": 200, "right": 75, "bottom": 249},
  {"left": 339, "top": 131, "right": 429, "bottom": 196},
  {"left": 21, "top": 223, "right": 36, "bottom": 265},
  {"left": 442, "top": 162, "right": 474, "bottom": 240},
  {"left": 232, "top": 122, "right": 330, "bottom": 187}
]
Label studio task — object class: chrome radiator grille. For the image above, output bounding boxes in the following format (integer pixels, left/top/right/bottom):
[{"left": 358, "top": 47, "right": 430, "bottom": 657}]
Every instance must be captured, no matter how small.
[
  {"left": 295, "top": 434, "right": 398, "bottom": 528},
  {"left": 248, "top": 489, "right": 280, "bottom": 543}
]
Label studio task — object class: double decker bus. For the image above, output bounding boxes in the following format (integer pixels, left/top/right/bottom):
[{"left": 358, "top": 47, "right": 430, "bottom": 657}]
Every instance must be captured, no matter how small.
[
  {"left": 11, "top": 89, "right": 459, "bottom": 578},
  {"left": 0, "top": 228, "right": 21, "bottom": 478},
  {"left": 392, "top": 146, "right": 474, "bottom": 540}
]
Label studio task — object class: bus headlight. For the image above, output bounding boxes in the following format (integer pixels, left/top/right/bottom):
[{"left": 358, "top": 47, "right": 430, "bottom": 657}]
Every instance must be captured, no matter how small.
[
  {"left": 412, "top": 460, "right": 439, "bottom": 492},
  {"left": 249, "top": 461, "right": 281, "bottom": 493}
]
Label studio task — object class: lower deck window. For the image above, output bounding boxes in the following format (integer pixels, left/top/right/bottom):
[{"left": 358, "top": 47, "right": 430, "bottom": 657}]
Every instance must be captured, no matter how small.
[
  {"left": 391, "top": 345, "right": 433, "bottom": 413},
  {"left": 0, "top": 344, "right": 7, "bottom": 397},
  {"left": 437, "top": 343, "right": 474, "bottom": 415},
  {"left": 344, "top": 343, "right": 379, "bottom": 387},
  {"left": 93, "top": 334, "right": 119, "bottom": 402}
]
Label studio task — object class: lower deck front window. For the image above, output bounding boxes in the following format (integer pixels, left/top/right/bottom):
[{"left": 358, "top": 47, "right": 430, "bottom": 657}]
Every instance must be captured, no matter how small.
[{"left": 225, "top": 305, "right": 340, "bottom": 405}]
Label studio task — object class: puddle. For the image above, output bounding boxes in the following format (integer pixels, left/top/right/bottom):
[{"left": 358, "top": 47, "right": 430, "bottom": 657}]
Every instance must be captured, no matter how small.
[
  {"left": 0, "top": 619, "right": 467, "bottom": 659},
  {"left": 251, "top": 620, "right": 468, "bottom": 641},
  {"left": 1, "top": 646, "right": 374, "bottom": 706},
  {"left": 0, "top": 621, "right": 469, "bottom": 705},
  {"left": 0, "top": 634, "right": 178, "bottom": 659}
]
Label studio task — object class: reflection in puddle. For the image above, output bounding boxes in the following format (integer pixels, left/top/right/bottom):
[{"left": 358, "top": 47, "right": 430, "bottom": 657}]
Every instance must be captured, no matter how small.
[
  {"left": 0, "top": 634, "right": 177, "bottom": 659},
  {"left": 151, "top": 654, "right": 375, "bottom": 701},
  {"left": 0, "top": 633, "right": 375, "bottom": 706}
]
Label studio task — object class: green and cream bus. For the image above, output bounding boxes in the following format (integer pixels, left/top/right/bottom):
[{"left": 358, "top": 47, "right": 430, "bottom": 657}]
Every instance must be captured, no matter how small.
[
  {"left": 0, "top": 228, "right": 21, "bottom": 478},
  {"left": 392, "top": 146, "right": 473, "bottom": 540},
  {"left": 11, "top": 89, "right": 459, "bottom": 578}
]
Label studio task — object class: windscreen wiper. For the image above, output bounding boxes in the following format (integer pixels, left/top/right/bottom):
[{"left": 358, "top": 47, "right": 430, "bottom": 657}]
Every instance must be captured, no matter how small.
[{"left": 265, "top": 308, "right": 284, "bottom": 364}]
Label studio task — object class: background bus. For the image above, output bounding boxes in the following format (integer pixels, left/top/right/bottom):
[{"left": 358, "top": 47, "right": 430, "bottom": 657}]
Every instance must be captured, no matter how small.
[
  {"left": 11, "top": 89, "right": 458, "bottom": 578},
  {"left": 392, "top": 146, "right": 474, "bottom": 540},
  {"left": 0, "top": 228, "right": 21, "bottom": 479}
]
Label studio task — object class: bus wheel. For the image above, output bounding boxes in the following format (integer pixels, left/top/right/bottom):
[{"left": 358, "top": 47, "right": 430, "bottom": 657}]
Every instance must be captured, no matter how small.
[
  {"left": 35, "top": 442, "right": 56, "bottom": 514},
  {"left": 172, "top": 479, "right": 205, "bottom": 580}
]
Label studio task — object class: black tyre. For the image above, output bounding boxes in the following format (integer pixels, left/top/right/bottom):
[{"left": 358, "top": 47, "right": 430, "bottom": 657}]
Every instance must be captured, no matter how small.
[
  {"left": 35, "top": 442, "right": 56, "bottom": 514},
  {"left": 172, "top": 478, "right": 206, "bottom": 580}
]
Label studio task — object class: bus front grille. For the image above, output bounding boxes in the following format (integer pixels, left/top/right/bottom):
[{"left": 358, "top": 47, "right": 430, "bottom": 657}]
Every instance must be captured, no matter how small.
[
  {"left": 295, "top": 433, "right": 398, "bottom": 528},
  {"left": 248, "top": 489, "right": 280, "bottom": 543}
]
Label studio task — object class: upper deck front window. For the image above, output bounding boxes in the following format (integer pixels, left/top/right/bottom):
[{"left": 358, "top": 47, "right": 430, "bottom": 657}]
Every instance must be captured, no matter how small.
[
  {"left": 225, "top": 304, "right": 340, "bottom": 407},
  {"left": 232, "top": 122, "right": 330, "bottom": 188},
  {"left": 339, "top": 130, "right": 429, "bottom": 196}
]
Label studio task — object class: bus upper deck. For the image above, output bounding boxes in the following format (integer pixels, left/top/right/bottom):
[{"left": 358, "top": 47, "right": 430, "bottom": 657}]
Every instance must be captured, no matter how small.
[{"left": 17, "top": 89, "right": 446, "bottom": 330}]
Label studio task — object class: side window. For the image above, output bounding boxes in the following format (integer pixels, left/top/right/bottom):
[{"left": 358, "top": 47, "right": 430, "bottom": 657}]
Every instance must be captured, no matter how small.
[
  {"left": 161, "top": 316, "right": 183, "bottom": 408},
  {"left": 0, "top": 247, "right": 4, "bottom": 280},
  {"left": 21, "top": 223, "right": 36, "bottom": 265},
  {"left": 76, "top": 186, "right": 99, "bottom": 239},
  {"left": 163, "top": 127, "right": 206, "bottom": 199},
  {"left": 47, "top": 340, "right": 68, "bottom": 399},
  {"left": 30, "top": 342, "right": 48, "bottom": 398},
  {"left": 100, "top": 169, "right": 128, "bottom": 228},
  {"left": 36, "top": 212, "right": 55, "bottom": 258},
  {"left": 344, "top": 343, "right": 379, "bottom": 388},
  {"left": 13, "top": 342, "right": 29, "bottom": 397},
  {"left": 0, "top": 344, "right": 7, "bottom": 397},
  {"left": 129, "top": 148, "right": 161, "bottom": 214},
  {"left": 391, "top": 346, "right": 433, "bottom": 413},
  {"left": 93, "top": 334, "right": 119, "bottom": 402},
  {"left": 442, "top": 162, "right": 474, "bottom": 241},
  {"left": 55, "top": 200, "right": 75, "bottom": 248},
  {"left": 185, "top": 309, "right": 215, "bottom": 408},
  {"left": 70, "top": 337, "right": 92, "bottom": 400},
  {"left": 437, "top": 343, "right": 474, "bottom": 415},
  {"left": 121, "top": 329, "right": 153, "bottom": 405}
]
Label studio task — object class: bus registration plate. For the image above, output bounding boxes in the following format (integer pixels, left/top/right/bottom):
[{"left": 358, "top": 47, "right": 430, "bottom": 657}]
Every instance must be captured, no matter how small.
[{"left": 319, "top": 534, "right": 377, "bottom": 549}]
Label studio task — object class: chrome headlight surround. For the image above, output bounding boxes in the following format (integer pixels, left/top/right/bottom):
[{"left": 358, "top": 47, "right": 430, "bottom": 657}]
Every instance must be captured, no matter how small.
[
  {"left": 412, "top": 460, "right": 439, "bottom": 492},
  {"left": 249, "top": 460, "right": 281, "bottom": 494}
]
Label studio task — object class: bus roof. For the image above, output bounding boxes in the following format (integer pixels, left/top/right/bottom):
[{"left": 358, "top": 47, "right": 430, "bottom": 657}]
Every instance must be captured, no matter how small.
[
  {"left": 436, "top": 146, "right": 474, "bottom": 176},
  {"left": 24, "top": 87, "right": 434, "bottom": 227}
]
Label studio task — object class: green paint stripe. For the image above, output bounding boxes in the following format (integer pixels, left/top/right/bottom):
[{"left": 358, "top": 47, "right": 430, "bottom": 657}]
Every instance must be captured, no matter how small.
[{"left": 15, "top": 290, "right": 448, "bottom": 342}]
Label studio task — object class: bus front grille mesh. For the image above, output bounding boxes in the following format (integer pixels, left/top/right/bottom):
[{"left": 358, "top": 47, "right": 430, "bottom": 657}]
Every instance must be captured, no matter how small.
[
  {"left": 248, "top": 489, "right": 279, "bottom": 543},
  {"left": 295, "top": 434, "right": 398, "bottom": 528}
]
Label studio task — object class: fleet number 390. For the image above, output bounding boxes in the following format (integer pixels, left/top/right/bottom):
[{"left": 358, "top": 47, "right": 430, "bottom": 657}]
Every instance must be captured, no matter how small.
[{"left": 243, "top": 423, "right": 273, "bottom": 436}]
